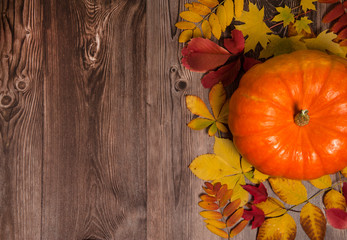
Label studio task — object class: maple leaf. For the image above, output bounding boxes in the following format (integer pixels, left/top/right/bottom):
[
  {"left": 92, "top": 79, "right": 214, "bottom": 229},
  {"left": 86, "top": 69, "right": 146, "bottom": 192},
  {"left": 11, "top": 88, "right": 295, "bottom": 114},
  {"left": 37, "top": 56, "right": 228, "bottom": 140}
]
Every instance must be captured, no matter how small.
[
  {"left": 294, "top": 16, "right": 313, "bottom": 34},
  {"left": 242, "top": 205, "right": 265, "bottom": 229},
  {"left": 235, "top": 3, "right": 272, "bottom": 52},
  {"left": 304, "top": 30, "right": 346, "bottom": 57},
  {"left": 242, "top": 182, "right": 268, "bottom": 204},
  {"left": 186, "top": 82, "right": 229, "bottom": 135},
  {"left": 272, "top": 6, "right": 295, "bottom": 27},
  {"left": 325, "top": 208, "right": 347, "bottom": 229},
  {"left": 301, "top": 0, "right": 317, "bottom": 12},
  {"left": 181, "top": 38, "right": 231, "bottom": 72}
]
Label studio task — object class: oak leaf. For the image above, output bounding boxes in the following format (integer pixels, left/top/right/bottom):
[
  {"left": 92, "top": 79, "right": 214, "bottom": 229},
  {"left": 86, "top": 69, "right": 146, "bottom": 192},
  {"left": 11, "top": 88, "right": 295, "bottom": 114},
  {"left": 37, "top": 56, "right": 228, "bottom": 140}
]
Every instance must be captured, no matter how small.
[
  {"left": 269, "top": 178, "right": 307, "bottom": 205},
  {"left": 324, "top": 189, "right": 347, "bottom": 211},
  {"left": 309, "top": 175, "right": 332, "bottom": 189},
  {"left": 300, "top": 203, "right": 326, "bottom": 240},
  {"left": 235, "top": 3, "right": 272, "bottom": 52},
  {"left": 257, "top": 214, "right": 296, "bottom": 240},
  {"left": 272, "top": 6, "right": 295, "bottom": 27}
]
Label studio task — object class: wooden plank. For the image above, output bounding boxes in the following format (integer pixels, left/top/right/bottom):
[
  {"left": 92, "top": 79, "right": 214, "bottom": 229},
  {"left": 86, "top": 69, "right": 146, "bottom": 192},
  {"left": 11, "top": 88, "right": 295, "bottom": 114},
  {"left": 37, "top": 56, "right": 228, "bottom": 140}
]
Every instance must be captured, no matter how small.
[
  {"left": 42, "top": 0, "right": 147, "bottom": 239},
  {"left": 0, "top": 0, "right": 43, "bottom": 239}
]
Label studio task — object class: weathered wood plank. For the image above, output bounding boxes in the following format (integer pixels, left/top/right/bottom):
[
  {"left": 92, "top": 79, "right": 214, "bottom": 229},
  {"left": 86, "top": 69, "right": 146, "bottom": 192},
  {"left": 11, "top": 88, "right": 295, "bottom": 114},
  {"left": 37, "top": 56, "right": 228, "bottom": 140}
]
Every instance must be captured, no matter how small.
[
  {"left": 42, "top": 0, "right": 146, "bottom": 239},
  {"left": 0, "top": 0, "right": 43, "bottom": 239}
]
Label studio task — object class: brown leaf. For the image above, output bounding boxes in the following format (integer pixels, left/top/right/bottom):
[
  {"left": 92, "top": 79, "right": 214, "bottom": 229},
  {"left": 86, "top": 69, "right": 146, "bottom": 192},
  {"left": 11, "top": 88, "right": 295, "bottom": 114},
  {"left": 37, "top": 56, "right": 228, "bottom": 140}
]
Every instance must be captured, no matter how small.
[
  {"left": 229, "top": 220, "right": 249, "bottom": 238},
  {"left": 199, "top": 201, "right": 220, "bottom": 210},
  {"left": 223, "top": 198, "right": 241, "bottom": 217},
  {"left": 300, "top": 203, "right": 326, "bottom": 240},
  {"left": 226, "top": 207, "right": 244, "bottom": 227}
]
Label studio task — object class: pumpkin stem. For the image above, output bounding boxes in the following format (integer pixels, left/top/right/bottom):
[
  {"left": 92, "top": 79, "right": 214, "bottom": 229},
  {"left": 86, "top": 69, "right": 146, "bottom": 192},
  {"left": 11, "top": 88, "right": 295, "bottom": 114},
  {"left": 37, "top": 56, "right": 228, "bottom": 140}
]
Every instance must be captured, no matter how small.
[{"left": 294, "top": 109, "right": 310, "bottom": 126}]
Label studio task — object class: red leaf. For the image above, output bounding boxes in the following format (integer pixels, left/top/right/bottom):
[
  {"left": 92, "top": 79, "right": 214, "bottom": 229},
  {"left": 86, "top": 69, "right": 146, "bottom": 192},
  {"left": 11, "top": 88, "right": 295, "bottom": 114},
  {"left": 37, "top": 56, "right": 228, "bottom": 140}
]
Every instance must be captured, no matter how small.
[
  {"left": 326, "top": 208, "right": 347, "bottom": 229},
  {"left": 318, "top": 0, "right": 338, "bottom": 3},
  {"left": 243, "top": 57, "right": 261, "bottom": 72},
  {"left": 344, "top": 1, "right": 347, "bottom": 9},
  {"left": 242, "top": 205, "right": 265, "bottom": 229},
  {"left": 242, "top": 183, "right": 268, "bottom": 204},
  {"left": 201, "top": 59, "right": 241, "bottom": 88},
  {"left": 340, "top": 39, "right": 347, "bottom": 46},
  {"left": 343, "top": 182, "right": 347, "bottom": 205},
  {"left": 181, "top": 38, "right": 231, "bottom": 72},
  {"left": 224, "top": 30, "right": 245, "bottom": 55},
  {"left": 331, "top": 13, "right": 347, "bottom": 33},
  {"left": 322, "top": 3, "right": 344, "bottom": 23},
  {"left": 337, "top": 28, "right": 347, "bottom": 39}
]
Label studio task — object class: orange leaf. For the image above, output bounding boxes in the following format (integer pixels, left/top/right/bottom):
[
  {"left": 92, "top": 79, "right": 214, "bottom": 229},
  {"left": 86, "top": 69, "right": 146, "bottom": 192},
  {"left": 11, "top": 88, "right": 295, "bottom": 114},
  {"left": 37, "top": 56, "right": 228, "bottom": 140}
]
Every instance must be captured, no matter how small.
[
  {"left": 198, "top": 0, "right": 219, "bottom": 8},
  {"left": 199, "top": 201, "right": 220, "bottom": 210},
  {"left": 200, "top": 210, "right": 223, "bottom": 220},
  {"left": 204, "top": 219, "right": 226, "bottom": 229},
  {"left": 229, "top": 220, "right": 249, "bottom": 238},
  {"left": 226, "top": 208, "right": 244, "bottom": 227},
  {"left": 180, "top": 11, "right": 204, "bottom": 23},
  {"left": 186, "top": 2, "right": 211, "bottom": 15},
  {"left": 300, "top": 203, "right": 326, "bottom": 240},
  {"left": 216, "top": 184, "right": 228, "bottom": 201},
  {"left": 206, "top": 224, "right": 228, "bottom": 238},
  {"left": 203, "top": 186, "right": 216, "bottom": 196},
  {"left": 214, "top": 182, "right": 222, "bottom": 192},
  {"left": 323, "top": 189, "right": 347, "bottom": 211},
  {"left": 200, "top": 194, "right": 217, "bottom": 202},
  {"left": 322, "top": 3, "right": 344, "bottom": 23},
  {"left": 223, "top": 198, "right": 241, "bottom": 217},
  {"left": 219, "top": 189, "right": 233, "bottom": 208}
]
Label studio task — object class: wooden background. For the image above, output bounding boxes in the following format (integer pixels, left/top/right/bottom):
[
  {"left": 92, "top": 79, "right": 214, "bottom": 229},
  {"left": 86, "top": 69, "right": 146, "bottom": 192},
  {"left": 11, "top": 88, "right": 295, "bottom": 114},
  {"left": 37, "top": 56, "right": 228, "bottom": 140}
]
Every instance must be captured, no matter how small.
[{"left": 0, "top": 0, "right": 346, "bottom": 239}]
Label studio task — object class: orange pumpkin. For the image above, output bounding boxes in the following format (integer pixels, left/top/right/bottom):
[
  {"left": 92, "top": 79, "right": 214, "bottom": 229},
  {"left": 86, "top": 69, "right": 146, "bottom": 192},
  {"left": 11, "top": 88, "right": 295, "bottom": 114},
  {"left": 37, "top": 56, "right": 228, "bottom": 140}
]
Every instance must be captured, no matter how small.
[{"left": 228, "top": 50, "right": 347, "bottom": 180}]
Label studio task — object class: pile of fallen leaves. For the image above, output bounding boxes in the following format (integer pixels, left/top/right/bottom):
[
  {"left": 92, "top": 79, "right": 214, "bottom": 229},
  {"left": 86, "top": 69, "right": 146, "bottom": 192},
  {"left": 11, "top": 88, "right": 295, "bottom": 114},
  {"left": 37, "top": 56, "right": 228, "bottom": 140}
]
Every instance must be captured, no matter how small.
[{"left": 178, "top": 0, "right": 347, "bottom": 239}]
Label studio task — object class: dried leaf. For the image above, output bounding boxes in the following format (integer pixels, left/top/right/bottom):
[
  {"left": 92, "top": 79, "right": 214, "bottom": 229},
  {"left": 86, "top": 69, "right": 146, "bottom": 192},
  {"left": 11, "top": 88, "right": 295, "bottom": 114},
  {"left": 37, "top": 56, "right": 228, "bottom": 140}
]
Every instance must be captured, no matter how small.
[
  {"left": 209, "top": 13, "right": 222, "bottom": 39},
  {"left": 223, "top": 199, "right": 241, "bottom": 217},
  {"left": 226, "top": 207, "right": 244, "bottom": 227},
  {"left": 309, "top": 175, "right": 332, "bottom": 189},
  {"left": 206, "top": 224, "right": 229, "bottom": 238},
  {"left": 322, "top": 3, "right": 344, "bottom": 23},
  {"left": 186, "top": 2, "right": 211, "bottom": 15},
  {"left": 179, "top": 30, "right": 193, "bottom": 43},
  {"left": 234, "top": 0, "right": 244, "bottom": 18},
  {"left": 258, "top": 214, "right": 296, "bottom": 240},
  {"left": 325, "top": 208, "right": 347, "bottom": 229},
  {"left": 301, "top": 0, "right": 317, "bottom": 12},
  {"left": 324, "top": 189, "right": 347, "bottom": 211},
  {"left": 199, "top": 201, "right": 220, "bottom": 210},
  {"left": 235, "top": 3, "right": 272, "bottom": 52},
  {"left": 242, "top": 183, "right": 268, "bottom": 204},
  {"left": 187, "top": 118, "right": 213, "bottom": 130},
  {"left": 201, "top": 20, "right": 211, "bottom": 39},
  {"left": 198, "top": 0, "right": 219, "bottom": 8},
  {"left": 186, "top": 95, "right": 214, "bottom": 119},
  {"left": 175, "top": 21, "right": 197, "bottom": 30},
  {"left": 224, "top": 29, "right": 245, "bottom": 55},
  {"left": 224, "top": 0, "right": 234, "bottom": 26},
  {"left": 217, "top": 5, "right": 227, "bottom": 32},
  {"left": 272, "top": 6, "right": 295, "bottom": 27},
  {"left": 200, "top": 210, "right": 223, "bottom": 219},
  {"left": 269, "top": 177, "right": 307, "bottom": 205},
  {"left": 300, "top": 203, "right": 326, "bottom": 240},
  {"left": 181, "top": 38, "right": 231, "bottom": 72},
  {"left": 204, "top": 219, "right": 226, "bottom": 229},
  {"left": 229, "top": 220, "right": 249, "bottom": 238},
  {"left": 180, "top": 11, "right": 204, "bottom": 23},
  {"left": 255, "top": 197, "right": 286, "bottom": 217},
  {"left": 242, "top": 205, "right": 265, "bottom": 229}
]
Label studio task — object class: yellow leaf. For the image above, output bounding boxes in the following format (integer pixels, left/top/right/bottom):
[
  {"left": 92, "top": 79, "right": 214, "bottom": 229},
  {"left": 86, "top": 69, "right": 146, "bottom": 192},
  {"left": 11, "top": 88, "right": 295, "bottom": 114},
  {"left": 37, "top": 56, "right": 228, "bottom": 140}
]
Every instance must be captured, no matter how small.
[
  {"left": 209, "top": 13, "right": 221, "bottom": 39},
  {"left": 216, "top": 99, "right": 229, "bottom": 123},
  {"left": 209, "top": 82, "right": 226, "bottom": 119},
  {"left": 193, "top": 27, "right": 202, "bottom": 38},
  {"left": 341, "top": 166, "right": 347, "bottom": 178},
  {"left": 179, "top": 30, "right": 193, "bottom": 43},
  {"left": 301, "top": 0, "right": 316, "bottom": 12},
  {"left": 208, "top": 122, "right": 218, "bottom": 136},
  {"left": 258, "top": 214, "right": 296, "bottom": 240},
  {"left": 202, "top": 20, "right": 212, "bottom": 39},
  {"left": 300, "top": 203, "right": 326, "bottom": 240},
  {"left": 213, "top": 137, "right": 241, "bottom": 171},
  {"left": 255, "top": 197, "right": 286, "bottom": 217},
  {"left": 241, "top": 158, "right": 253, "bottom": 173},
  {"left": 200, "top": 210, "right": 223, "bottom": 219},
  {"left": 224, "top": 0, "right": 234, "bottom": 26},
  {"left": 309, "top": 175, "right": 332, "bottom": 189},
  {"left": 206, "top": 224, "right": 228, "bottom": 238},
  {"left": 189, "top": 154, "right": 241, "bottom": 181},
  {"left": 253, "top": 169, "right": 269, "bottom": 182},
  {"left": 234, "top": 0, "right": 244, "bottom": 18},
  {"left": 187, "top": 2, "right": 211, "bottom": 15},
  {"left": 199, "top": 201, "right": 219, "bottom": 210},
  {"left": 180, "top": 11, "right": 204, "bottom": 23},
  {"left": 229, "top": 220, "right": 249, "bottom": 238},
  {"left": 230, "top": 183, "right": 249, "bottom": 206},
  {"left": 175, "top": 21, "right": 196, "bottom": 30},
  {"left": 214, "top": 175, "right": 243, "bottom": 189},
  {"left": 323, "top": 189, "right": 347, "bottom": 211},
  {"left": 269, "top": 178, "right": 307, "bottom": 205},
  {"left": 198, "top": 0, "right": 219, "bottom": 8},
  {"left": 217, "top": 5, "right": 227, "bottom": 32},
  {"left": 186, "top": 95, "right": 214, "bottom": 120},
  {"left": 187, "top": 118, "right": 213, "bottom": 130},
  {"left": 204, "top": 219, "right": 226, "bottom": 229},
  {"left": 216, "top": 122, "right": 228, "bottom": 133}
]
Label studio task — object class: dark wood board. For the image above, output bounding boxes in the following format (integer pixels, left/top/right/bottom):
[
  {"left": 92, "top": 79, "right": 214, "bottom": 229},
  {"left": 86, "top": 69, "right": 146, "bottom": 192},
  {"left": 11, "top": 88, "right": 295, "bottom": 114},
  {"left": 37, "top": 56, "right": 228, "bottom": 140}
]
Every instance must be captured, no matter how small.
[{"left": 0, "top": 0, "right": 346, "bottom": 239}]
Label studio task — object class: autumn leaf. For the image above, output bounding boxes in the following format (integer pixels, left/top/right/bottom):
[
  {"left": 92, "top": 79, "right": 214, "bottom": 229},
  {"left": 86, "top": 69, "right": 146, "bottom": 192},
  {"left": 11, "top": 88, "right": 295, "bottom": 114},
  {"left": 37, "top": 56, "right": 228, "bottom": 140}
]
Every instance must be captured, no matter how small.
[
  {"left": 243, "top": 57, "right": 262, "bottom": 72},
  {"left": 217, "top": 5, "right": 227, "bottom": 32},
  {"left": 269, "top": 178, "right": 307, "bottom": 205},
  {"left": 224, "top": 0, "right": 234, "bottom": 26},
  {"left": 223, "top": 199, "right": 241, "bottom": 217},
  {"left": 257, "top": 214, "right": 296, "bottom": 240},
  {"left": 326, "top": 208, "right": 347, "bottom": 229},
  {"left": 304, "top": 30, "right": 346, "bottom": 57},
  {"left": 309, "top": 175, "right": 332, "bottom": 189},
  {"left": 242, "top": 182, "right": 268, "bottom": 204},
  {"left": 179, "top": 30, "right": 193, "bottom": 43},
  {"left": 206, "top": 224, "right": 228, "bottom": 238},
  {"left": 185, "top": 2, "right": 211, "bottom": 15},
  {"left": 204, "top": 219, "right": 226, "bottom": 229},
  {"left": 300, "top": 203, "right": 326, "bottom": 240},
  {"left": 198, "top": 0, "right": 219, "bottom": 8},
  {"left": 200, "top": 210, "right": 223, "bottom": 220},
  {"left": 324, "top": 189, "right": 347, "bottom": 211},
  {"left": 343, "top": 182, "right": 347, "bottom": 205},
  {"left": 255, "top": 197, "right": 286, "bottom": 217},
  {"left": 332, "top": 13, "right": 347, "bottom": 33},
  {"left": 235, "top": 3, "right": 272, "bottom": 52},
  {"left": 181, "top": 38, "right": 231, "bottom": 72},
  {"left": 272, "top": 6, "right": 295, "bottom": 27},
  {"left": 193, "top": 27, "right": 202, "bottom": 38},
  {"left": 301, "top": 0, "right": 317, "bottom": 12},
  {"left": 226, "top": 207, "right": 244, "bottom": 227},
  {"left": 318, "top": 0, "right": 338, "bottom": 2},
  {"left": 202, "top": 20, "right": 212, "bottom": 39},
  {"left": 234, "top": 0, "right": 244, "bottom": 18},
  {"left": 252, "top": 169, "right": 269, "bottom": 182},
  {"left": 175, "top": 21, "right": 196, "bottom": 30},
  {"left": 180, "top": 11, "right": 204, "bottom": 23},
  {"left": 242, "top": 205, "right": 265, "bottom": 229},
  {"left": 229, "top": 220, "right": 249, "bottom": 238},
  {"left": 341, "top": 166, "right": 347, "bottom": 178},
  {"left": 224, "top": 29, "right": 245, "bottom": 55},
  {"left": 229, "top": 182, "right": 250, "bottom": 206},
  {"left": 322, "top": 3, "right": 344, "bottom": 23},
  {"left": 294, "top": 16, "right": 313, "bottom": 34},
  {"left": 209, "top": 13, "right": 222, "bottom": 39}
]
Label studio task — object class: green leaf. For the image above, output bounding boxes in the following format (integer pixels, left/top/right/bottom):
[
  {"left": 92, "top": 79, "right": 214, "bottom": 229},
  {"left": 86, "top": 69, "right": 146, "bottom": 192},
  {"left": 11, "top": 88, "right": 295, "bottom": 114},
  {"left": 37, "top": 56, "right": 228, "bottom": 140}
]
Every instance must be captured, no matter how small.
[
  {"left": 272, "top": 6, "right": 295, "bottom": 27},
  {"left": 294, "top": 17, "right": 313, "bottom": 34}
]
